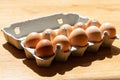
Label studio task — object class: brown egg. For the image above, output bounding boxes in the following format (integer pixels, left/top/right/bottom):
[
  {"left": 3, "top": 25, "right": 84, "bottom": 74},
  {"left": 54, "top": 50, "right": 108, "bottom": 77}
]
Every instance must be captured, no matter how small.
[
  {"left": 73, "top": 22, "right": 86, "bottom": 30},
  {"left": 52, "top": 35, "right": 70, "bottom": 51},
  {"left": 24, "top": 32, "right": 41, "bottom": 48},
  {"left": 41, "top": 29, "right": 56, "bottom": 41},
  {"left": 35, "top": 39, "right": 54, "bottom": 58},
  {"left": 100, "top": 22, "right": 116, "bottom": 38},
  {"left": 85, "top": 26, "right": 102, "bottom": 42},
  {"left": 69, "top": 28, "right": 88, "bottom": 46},
  {"left": 57, "top": 24, "right": 73, "bottom": 37},
  {"left": 86, "top": 19, "right": 101, "bottom": 29}
]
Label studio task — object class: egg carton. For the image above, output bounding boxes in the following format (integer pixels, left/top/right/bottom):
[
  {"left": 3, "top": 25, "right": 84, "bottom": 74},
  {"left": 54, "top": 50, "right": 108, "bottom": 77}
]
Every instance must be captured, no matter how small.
[{"left": 1, "top": 13, "right": 119, "bottom": 67}]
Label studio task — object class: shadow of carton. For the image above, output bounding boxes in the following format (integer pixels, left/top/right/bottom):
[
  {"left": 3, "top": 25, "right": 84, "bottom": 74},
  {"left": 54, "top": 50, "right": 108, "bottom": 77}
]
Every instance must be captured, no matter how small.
[
  {"left": 23, "top": 46, "right": 120, "bottom": 77},
  {"left": 3, "top": 42, "right": 26, "bottom": 59}
]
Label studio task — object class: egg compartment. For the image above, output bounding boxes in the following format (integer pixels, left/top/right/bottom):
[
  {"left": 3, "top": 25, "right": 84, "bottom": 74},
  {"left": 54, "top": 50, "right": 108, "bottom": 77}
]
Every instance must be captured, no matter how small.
[
  {"left": 71, "top": 44, "right": 88, "bottom": 56},
  {"left": 21, "top": 41, "right": 35, "bottom": 59},
  {"left": 33, "top": 53, "right": 55, "bottom": 67},
  {"left": 54, "top": 44, "right": 71, "bottom": 61},
  {"left": 21, "top": 41, "right": 55, "bottom": 67},
  {"left": 101, "top": 31, "right": 119, "bottom": 48},
  {"left": 86, "top": 41, "right": 103, "bottom": 52},
  {"left": 21, "top": 41, "right": 53, "bottom": 67}
]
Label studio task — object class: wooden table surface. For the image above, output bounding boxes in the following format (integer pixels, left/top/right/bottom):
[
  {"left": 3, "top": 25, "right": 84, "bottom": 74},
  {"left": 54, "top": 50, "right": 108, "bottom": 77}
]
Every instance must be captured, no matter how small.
[{"left": 0, "top": 0, "right": 120, "bottom": 80}]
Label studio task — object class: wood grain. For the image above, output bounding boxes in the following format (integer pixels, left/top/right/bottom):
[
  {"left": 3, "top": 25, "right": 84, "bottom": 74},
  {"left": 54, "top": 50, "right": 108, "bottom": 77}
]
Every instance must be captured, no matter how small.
[{"left": 0, "top": 0, "right": 120, "bottom": 80}]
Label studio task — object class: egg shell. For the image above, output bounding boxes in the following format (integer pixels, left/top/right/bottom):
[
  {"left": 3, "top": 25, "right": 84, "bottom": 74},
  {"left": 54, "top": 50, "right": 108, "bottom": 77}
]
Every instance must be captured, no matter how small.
[
  {"left": 69, "top": 28, "right": 88, "bottom": 47},
  {"left": 85, "top": 26, "right": 102, "bottom": 42},
  {"left": 52, "top": 35, "right": 70, "bottom": 51},
  {"left": 35, "top": 39, "right": 54, "bottom": 58},
  {"left": 57, "top": 24, "right": 73, "bottom": 37},
  {"left": 41, "top": 29, "right": 56, "bottom": 41},
  {"left": 86, "top": 19, "right": 101, "bottom": 29},
  {"left": 100, "top": 22, "right": 116, "bottom": 38},
  {"left": 73, "top": 22, "right": 86, "bottom": 30},
  {"left": 24, "top": 32, "right": 41, "bottom": 48}
]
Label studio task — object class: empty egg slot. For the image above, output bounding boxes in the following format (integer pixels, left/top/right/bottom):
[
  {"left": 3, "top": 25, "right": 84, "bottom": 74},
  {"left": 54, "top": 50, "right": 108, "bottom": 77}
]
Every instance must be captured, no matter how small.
[{"left": 14, "top": 27, "right": 21, "bottom": 35}]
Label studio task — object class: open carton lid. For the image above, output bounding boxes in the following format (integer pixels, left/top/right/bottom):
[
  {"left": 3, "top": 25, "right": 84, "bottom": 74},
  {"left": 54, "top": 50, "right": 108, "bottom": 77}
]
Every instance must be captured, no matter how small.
[{"left": 1, "top": 13, "right": 89, "bottom": 49}]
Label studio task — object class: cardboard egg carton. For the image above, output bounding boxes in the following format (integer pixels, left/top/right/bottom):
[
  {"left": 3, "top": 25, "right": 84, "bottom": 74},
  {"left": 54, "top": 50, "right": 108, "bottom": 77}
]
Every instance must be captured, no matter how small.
[{"left": 1, "top": 13, "right": 119, "bottom": 67}]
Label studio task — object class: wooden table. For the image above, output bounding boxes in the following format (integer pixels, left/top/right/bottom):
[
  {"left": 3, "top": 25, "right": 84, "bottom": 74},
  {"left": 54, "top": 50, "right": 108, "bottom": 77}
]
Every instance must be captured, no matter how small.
[{"left": 0, "top": 0, "right": 120, "bottom": 80}]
